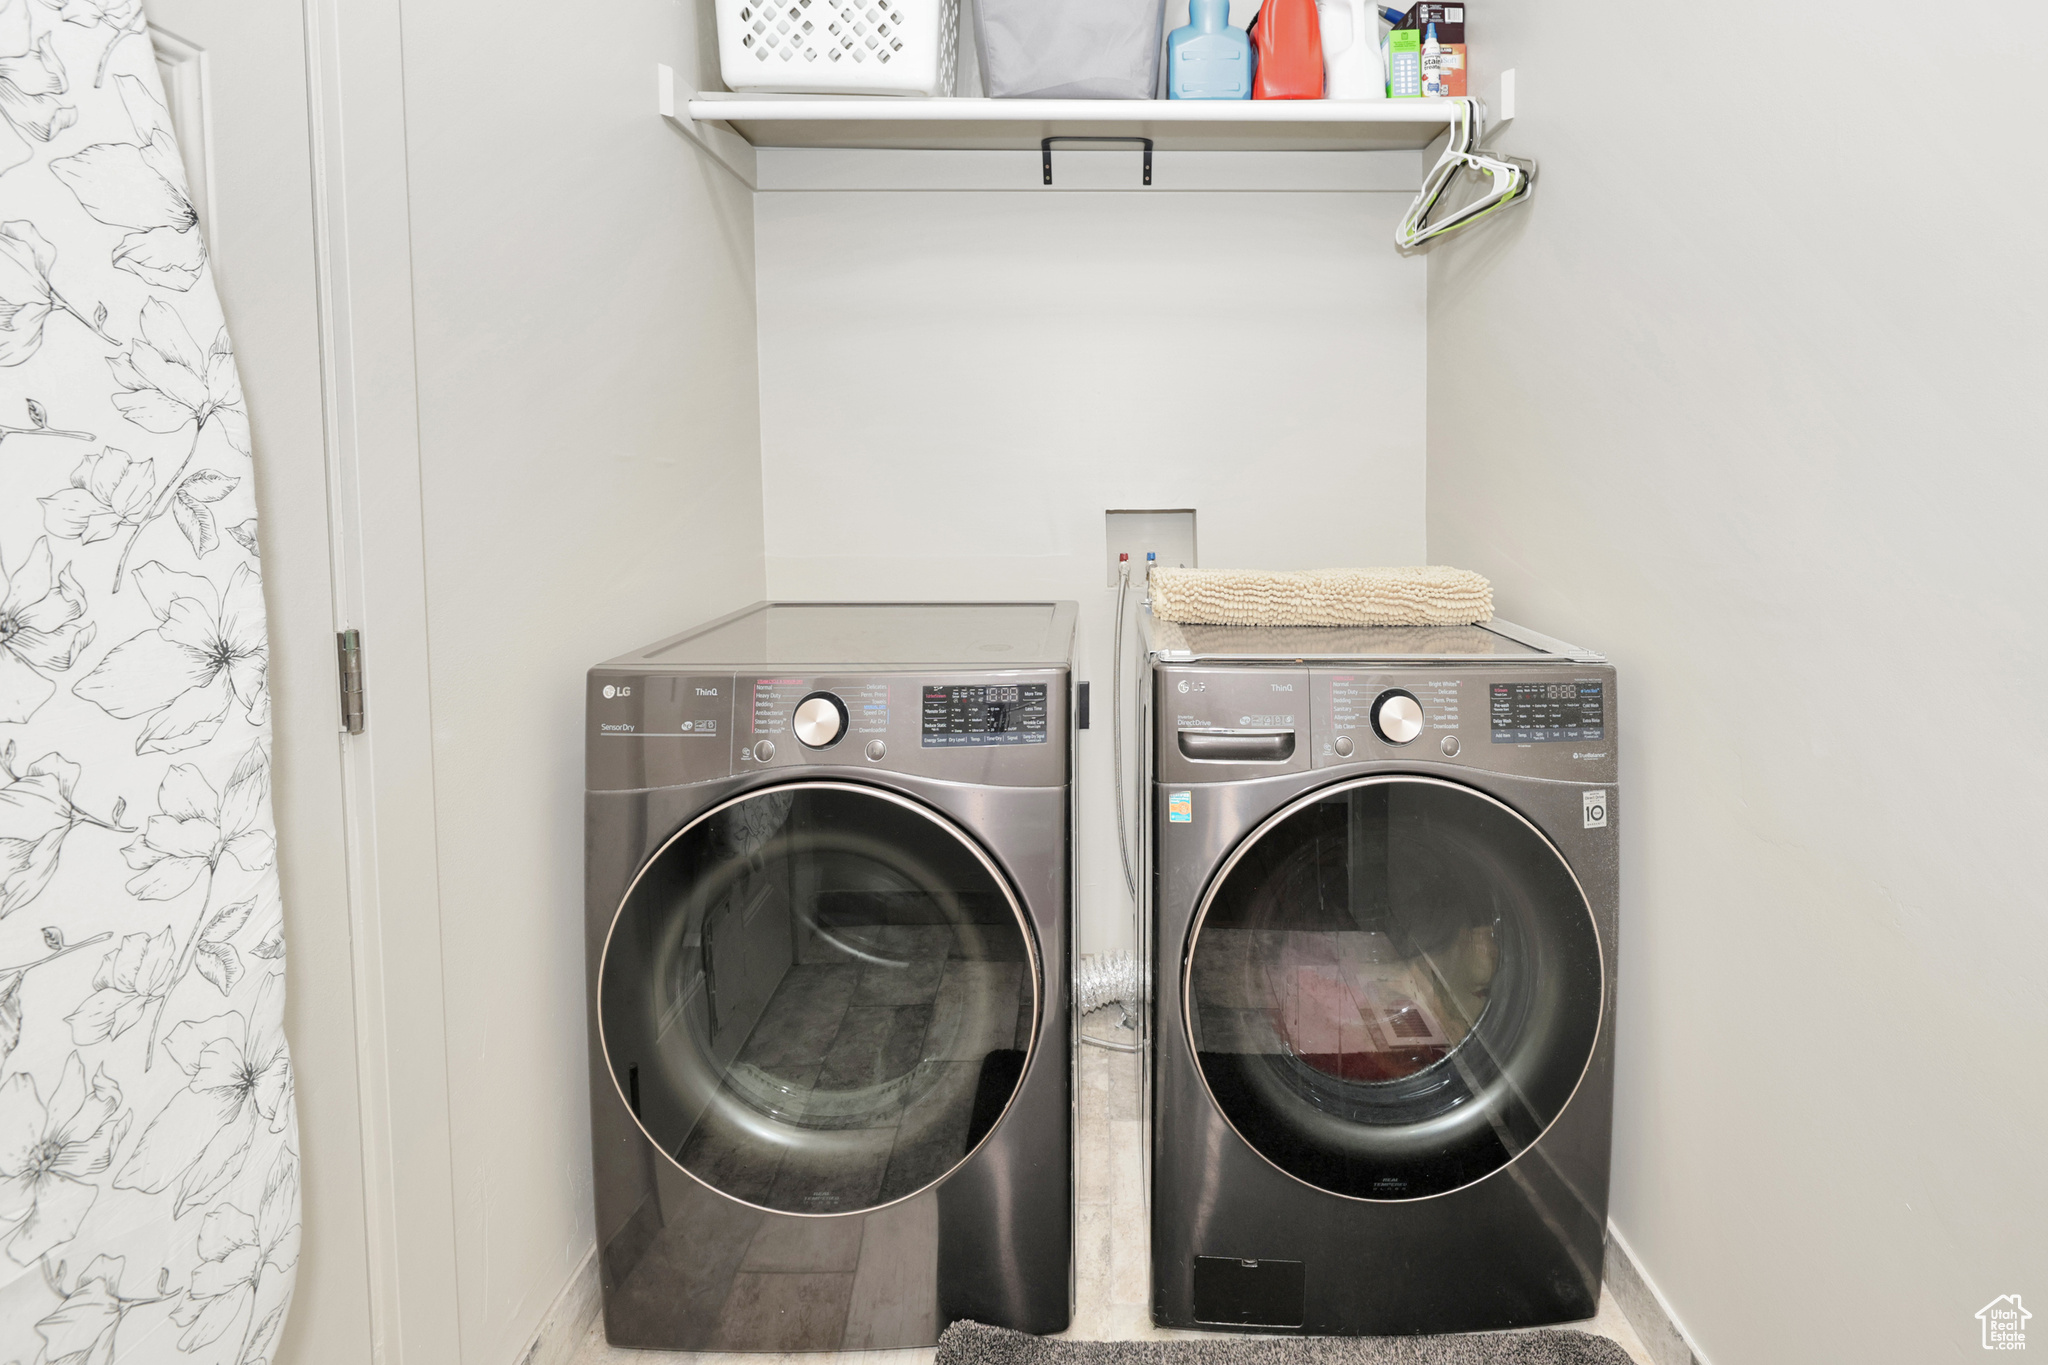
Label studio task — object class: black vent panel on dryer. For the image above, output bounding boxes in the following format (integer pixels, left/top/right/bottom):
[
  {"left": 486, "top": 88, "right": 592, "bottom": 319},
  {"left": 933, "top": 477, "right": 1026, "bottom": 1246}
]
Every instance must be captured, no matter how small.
[{"left": 1192, "top": 1256, "right": 1305, "bottom": 1328}]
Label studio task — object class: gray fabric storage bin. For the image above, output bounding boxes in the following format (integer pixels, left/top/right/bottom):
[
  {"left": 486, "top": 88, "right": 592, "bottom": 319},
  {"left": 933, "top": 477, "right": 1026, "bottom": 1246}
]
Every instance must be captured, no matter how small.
[{"left": 972, "top": 0, "right": 1166, "bottom": 98}]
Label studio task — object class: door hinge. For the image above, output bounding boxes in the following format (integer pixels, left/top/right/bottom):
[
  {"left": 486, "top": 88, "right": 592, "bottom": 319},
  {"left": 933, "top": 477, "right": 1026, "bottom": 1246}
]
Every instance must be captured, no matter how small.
[{"left": 336, "top": 628, "right": 366, "bottom": 735}]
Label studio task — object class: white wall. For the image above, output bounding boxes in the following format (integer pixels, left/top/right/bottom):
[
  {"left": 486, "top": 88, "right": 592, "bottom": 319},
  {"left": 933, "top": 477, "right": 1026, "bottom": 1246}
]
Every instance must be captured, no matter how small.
[
  {"left": 755, "top": 186, "right": 1428, "bottom": 954},
  {"left": 394, "top": 6, "right": 765, "bottom": 1361},
  {"left": 1425, "top": 5, "right": 2048, "bottom": 1361}
]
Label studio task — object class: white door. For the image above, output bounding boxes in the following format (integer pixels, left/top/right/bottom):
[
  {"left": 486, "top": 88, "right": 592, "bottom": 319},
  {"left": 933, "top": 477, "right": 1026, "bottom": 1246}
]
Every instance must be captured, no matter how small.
[{"left": 139, "top": 5, "right": 376, "bottom": 1362}]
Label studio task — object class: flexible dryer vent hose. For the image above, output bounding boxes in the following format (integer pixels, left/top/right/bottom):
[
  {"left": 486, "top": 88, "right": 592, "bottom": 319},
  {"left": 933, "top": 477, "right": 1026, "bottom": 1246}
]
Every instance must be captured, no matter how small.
[
  {"left": 1074, "top": 950, "right": 1143, "bottom": 1015},
  {"left": 1075, "top": 950, "right": 1144, "bottom": 1053}
]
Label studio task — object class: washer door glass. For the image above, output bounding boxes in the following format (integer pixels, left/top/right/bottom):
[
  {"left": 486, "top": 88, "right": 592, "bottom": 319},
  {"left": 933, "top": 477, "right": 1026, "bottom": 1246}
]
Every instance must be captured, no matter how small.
[
  {"left": 600, "top": 782, "right": 1038, "bottom": 1215},
  {"left": 1184, "top": 775, "right": 1601, "bottom": 1201}
]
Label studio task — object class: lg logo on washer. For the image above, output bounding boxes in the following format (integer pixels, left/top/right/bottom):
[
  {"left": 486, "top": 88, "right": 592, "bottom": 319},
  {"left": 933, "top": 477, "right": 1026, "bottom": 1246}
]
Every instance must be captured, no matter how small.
[{"left": 601, "top": 684, "right": 633, "bottom": 699}]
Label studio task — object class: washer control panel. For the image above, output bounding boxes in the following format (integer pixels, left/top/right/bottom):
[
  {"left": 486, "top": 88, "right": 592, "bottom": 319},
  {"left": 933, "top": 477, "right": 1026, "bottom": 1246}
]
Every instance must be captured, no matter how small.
[
  {"left": 1320, "top": 673, "right": 1464, "bottom": 759},
  {"left": 1153, "top": 664, "right": 1617, "bottom": 785},
  {"left": 1307, "top": 667, "right": 1616, "bottom": 783},
  {"left": 1488, "top": 679, "right": 1606, "bottom": 744}
]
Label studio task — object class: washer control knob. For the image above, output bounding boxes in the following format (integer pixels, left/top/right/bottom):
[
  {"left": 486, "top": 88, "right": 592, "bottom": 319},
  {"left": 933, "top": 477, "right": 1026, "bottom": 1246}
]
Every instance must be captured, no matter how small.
[
  {"left": 1441, "top": 734, "right": 1461, "bottom": 757},
  {"left": 865, "top": 739, "right": 887, "bottom": 762},
  {"left": 752, "top": 740, "right": 775, "bottom": 762},
  {"left": 1371, "top": 690, "right": 1425, "bottom": 745},
  {"left": 793, "top": 692, "right": 848, "bottom": 748},
  {"left": 1333, "top": 735, "right": 1355, "bottom": 757}
]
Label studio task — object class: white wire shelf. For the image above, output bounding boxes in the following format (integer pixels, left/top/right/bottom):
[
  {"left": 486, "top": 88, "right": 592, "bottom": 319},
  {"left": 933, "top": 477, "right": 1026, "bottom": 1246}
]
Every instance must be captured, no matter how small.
[{"left": 685, "top": 92, "right": 1473, "bottom": 152}]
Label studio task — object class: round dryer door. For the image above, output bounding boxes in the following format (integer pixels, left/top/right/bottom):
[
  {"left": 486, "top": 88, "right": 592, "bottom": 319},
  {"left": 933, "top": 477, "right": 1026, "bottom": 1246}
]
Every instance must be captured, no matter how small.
[
  {"left": 1183, "top": 775, "right": 1602, "bottom": 1201},
  {"left": 599, "top": 781, "right": 1039, "bottom": 1215}
]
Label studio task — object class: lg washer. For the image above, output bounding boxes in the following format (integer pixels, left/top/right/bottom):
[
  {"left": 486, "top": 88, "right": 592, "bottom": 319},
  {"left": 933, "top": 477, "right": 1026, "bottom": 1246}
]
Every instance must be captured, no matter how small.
[
  {"left": 1144, "top": 616, "right": 1619, "bottom": 1335},
  {"left": 586, "top": 602, "right": 1076, "bottom": 1350}
]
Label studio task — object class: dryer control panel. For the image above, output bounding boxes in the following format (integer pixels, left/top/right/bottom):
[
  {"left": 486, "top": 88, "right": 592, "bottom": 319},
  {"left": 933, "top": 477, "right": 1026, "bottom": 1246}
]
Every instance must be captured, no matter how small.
[
  {"left": 921, "top": 683, "right": 1049, "bottom": 747},
  {"left": 586, "top": 669, "right": 1069, "bottom": 791}
]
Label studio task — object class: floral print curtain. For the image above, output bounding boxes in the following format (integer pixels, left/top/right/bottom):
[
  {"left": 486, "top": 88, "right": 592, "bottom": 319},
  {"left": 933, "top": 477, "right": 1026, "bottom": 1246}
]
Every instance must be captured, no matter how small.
[{"left": 0, "top": 3, "right": 299, "bottom": 1362}]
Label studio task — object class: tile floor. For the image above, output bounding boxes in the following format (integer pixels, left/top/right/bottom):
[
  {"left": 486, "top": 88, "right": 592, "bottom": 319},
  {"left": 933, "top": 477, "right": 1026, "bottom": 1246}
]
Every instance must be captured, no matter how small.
[{"left": 574, "top": 1014, "right": 1653, "bottom": 1365}]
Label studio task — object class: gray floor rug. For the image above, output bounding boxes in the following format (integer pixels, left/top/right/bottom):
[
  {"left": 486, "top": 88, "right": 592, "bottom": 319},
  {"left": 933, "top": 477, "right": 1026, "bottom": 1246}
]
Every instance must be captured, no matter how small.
[{"left": 937, "top": 1321, "right": 1633, "bottom": 1365}]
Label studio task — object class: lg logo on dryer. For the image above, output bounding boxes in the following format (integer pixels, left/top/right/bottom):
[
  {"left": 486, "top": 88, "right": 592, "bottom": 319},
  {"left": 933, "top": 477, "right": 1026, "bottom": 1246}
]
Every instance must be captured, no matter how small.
[{"left": 601, "top": 684, "right": 633, "bottom": 699}]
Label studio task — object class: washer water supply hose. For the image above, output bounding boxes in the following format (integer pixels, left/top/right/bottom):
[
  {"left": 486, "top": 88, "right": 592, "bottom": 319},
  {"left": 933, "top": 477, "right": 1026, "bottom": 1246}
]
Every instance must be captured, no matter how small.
[
  {"left": 1111, "top": 554, "right": 1139, "bottom": 904},
  {"left": 1078, "top": 556, "right": 1146, "bottom": 1054}
]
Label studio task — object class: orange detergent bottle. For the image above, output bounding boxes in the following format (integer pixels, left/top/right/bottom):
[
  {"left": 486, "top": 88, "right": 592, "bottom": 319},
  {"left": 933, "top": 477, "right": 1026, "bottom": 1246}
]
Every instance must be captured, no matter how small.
[{"left": 1250, "top": 0, "right": 1324, "bottom": 98}]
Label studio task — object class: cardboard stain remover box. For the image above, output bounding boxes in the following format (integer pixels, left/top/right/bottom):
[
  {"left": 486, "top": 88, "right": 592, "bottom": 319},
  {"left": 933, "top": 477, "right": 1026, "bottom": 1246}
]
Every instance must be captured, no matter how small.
[{"left": 1390, "top": 2, "right": 1465, "bottom": 97}]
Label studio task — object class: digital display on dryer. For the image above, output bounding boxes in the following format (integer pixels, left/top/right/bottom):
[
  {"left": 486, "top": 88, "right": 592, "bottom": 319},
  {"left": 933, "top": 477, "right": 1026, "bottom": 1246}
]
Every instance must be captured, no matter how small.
[
  {"left": 921, "top": 684, "right": 1048, "bottom": 747},
  {"left": 1490, "top": 680, "right": 1605, "bottom": 743}
]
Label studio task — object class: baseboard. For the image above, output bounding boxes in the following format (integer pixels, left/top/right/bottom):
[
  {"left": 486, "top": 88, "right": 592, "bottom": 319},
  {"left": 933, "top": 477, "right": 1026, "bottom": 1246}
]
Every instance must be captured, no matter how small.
[
  {"left": 519, "top": 1245, "right": 602, "bottom": 1365},
  {"left": 1605, "top": 1223, "right": 1711, "bottom": 1365}
]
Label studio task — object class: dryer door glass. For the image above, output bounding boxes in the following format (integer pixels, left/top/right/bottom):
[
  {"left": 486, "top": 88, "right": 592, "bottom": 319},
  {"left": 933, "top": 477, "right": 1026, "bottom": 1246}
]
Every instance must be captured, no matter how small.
[
  {"left": 1184, "top": 775, "right": 1601, "bottom": 1200},
  {"left": 600, "top": 782, "right": 1038, "bottom": 1215}
]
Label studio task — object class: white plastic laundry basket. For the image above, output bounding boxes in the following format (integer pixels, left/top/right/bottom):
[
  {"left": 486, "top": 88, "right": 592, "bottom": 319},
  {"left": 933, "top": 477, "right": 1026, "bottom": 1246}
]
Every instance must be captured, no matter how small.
[{"left": 717, "top": 0, "right": 958, "bottom": 96}]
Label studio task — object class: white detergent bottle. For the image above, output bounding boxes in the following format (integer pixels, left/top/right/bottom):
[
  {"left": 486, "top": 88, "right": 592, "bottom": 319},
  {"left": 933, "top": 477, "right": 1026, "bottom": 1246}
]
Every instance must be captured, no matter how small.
[{"left": 1317, "top": 0, "right": 1386, "bottom": 98}]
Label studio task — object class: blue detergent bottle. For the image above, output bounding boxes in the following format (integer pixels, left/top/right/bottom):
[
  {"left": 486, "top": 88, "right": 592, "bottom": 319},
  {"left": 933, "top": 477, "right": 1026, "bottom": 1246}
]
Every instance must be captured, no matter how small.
[{"left": 1169, "top": 0, "right": 1253, "bottom": 100}]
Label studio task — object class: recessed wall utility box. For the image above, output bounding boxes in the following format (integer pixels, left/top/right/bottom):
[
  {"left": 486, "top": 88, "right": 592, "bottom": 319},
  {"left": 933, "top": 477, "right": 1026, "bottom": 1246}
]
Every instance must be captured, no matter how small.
[{"left": 1106, "top": 509, "right": 1197, "bottom": 587}]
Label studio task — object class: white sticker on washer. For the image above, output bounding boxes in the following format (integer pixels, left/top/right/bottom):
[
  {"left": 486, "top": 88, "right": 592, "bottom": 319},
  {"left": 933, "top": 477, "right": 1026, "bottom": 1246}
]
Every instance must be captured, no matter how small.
[
  {"left": 1169, "top": 790, "right": 1193, "bottom": 823},
  {"left": 1582, "top": 790, "right": 1608, "bottom": 829}
]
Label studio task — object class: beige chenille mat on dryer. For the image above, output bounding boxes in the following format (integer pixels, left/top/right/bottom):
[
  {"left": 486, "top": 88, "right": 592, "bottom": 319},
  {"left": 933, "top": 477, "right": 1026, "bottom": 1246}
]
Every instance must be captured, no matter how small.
[{"left": 1147, "top": 567, "right": 1493, "bottom": 628}]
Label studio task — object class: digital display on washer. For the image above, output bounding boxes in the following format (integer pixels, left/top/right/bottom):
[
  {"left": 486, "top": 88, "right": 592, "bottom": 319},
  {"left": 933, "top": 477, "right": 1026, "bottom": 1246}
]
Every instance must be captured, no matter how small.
[
  {"left": 922, "top": 684, "right": 1048, "bottom": 747},
  {"left": 1490, "top": 680, "right": 1605, "bottom": 743}
]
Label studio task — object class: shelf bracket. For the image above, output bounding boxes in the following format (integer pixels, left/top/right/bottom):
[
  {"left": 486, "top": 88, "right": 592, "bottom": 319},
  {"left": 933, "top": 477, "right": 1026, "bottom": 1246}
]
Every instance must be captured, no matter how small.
[
  {"left": 1479, "top": 67, "right": 1515, "bottom": 145},
  {"left": 658, "top": 64, "right": 758, "bottom": 189},
  {"left": 1041, "top": 136, "right": 1153, "bottom": 188}
]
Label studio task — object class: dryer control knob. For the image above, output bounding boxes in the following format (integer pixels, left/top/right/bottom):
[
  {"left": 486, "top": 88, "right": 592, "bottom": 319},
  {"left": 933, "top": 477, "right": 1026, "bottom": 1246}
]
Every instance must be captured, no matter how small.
[
  {"left": 1371, "top": 690, "right": 1425, "bottom": 745},
  {"left": 794, "top": 692, "right": 849, "bottom": 748}
]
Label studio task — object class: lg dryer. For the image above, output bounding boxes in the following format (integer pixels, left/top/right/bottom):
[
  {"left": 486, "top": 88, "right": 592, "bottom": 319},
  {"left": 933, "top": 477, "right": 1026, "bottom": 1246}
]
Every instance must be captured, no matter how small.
[
  {"left": 586, "top": 601, "right": 1076, "bottom": 1350},
  {"left": 1146, "top": 618, "right": 1618, "bottom": 1335}
]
